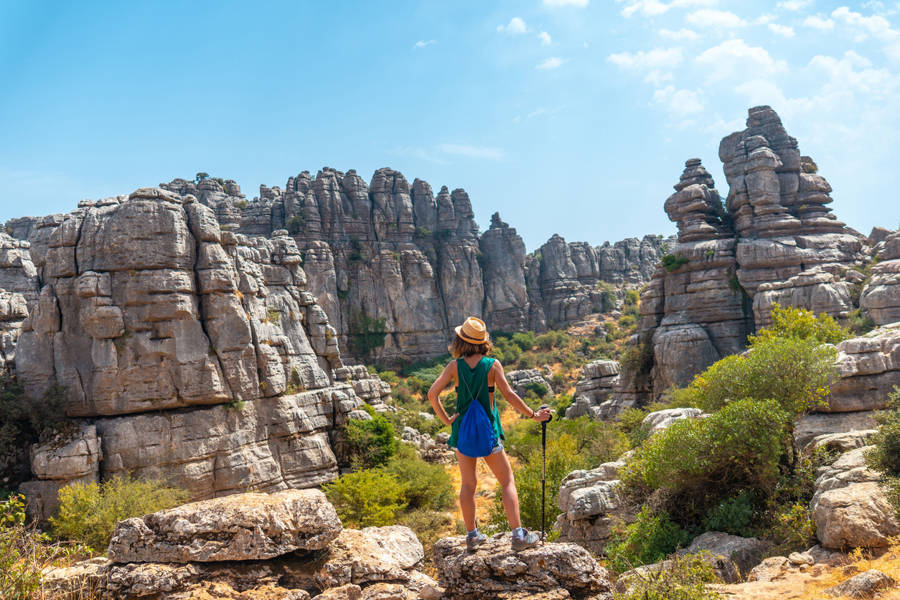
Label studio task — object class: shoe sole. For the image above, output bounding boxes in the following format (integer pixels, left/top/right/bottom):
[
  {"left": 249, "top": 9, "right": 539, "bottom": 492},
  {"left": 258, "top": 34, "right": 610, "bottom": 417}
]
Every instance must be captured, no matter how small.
[
  {"left": 466, "top": 539, "right": 487, "bottom": 552},
  {"left": 511, "top": 539, "right": 539, "bottom": 551}
]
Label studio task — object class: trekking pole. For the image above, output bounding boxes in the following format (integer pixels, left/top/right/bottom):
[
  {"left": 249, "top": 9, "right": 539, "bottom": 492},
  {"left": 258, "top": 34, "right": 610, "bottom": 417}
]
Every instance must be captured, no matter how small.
[{"left": 539, "top": 404, "right": 552, "bottom": 544}]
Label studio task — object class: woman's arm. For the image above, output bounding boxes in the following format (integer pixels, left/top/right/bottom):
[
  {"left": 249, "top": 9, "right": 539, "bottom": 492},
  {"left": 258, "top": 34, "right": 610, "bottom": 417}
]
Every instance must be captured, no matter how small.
[
  {"left": 427, "top": 361, "right": 459, "bottom": 426},
  {"left": 493, "top": 360, "right": 551, "bottom": 422}
]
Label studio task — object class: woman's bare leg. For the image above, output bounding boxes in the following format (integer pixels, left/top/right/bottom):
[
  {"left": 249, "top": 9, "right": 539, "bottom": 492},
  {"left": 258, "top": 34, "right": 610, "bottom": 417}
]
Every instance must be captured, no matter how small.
[
  {"left": 483, "top": 450, "right": 521, "bottom": 530},
  {"left": 456, "top": 451, "right": 478, "bottom": 531}
]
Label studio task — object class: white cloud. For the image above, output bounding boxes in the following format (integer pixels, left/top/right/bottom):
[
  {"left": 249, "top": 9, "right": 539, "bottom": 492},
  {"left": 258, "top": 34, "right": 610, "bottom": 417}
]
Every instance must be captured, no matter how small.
[
  {"left": 769, "top": 23, "right": 796, "bottom": 37},
  {"left": 659, "top": 27, "right": 699, "bottom": 40},
  {"left": 755, "top": 14, "right": 776, "bottom": 24},
  {"left": 652, "top": 85, "right": 705, "bottom": 116},
  {"left": 695, "top": 38, "right": 787, "bottom": 82},
  {"left": 777, "top": 0, "right": 813, "bottom": 10},
  {"left": 644, "top": 69, "right": 675, "bottom": 84},
  {"left": 497, "top": 17, "right": 528, "bottom": 34},
  {"left": 544, "top": 0, "right": 589, "bottom": 6},
  {"left": 539, "top": 31, "right": 552, "bottom": 45},
  {"left": 618, "top": 0, "right": 717, "bottom": 18},
  {"left": 831, "top": 6, "right": 900, "bottom": 62},
  {"left": 608, "top": 47, "right": 684, "bottom": 69},
  {"left": 437, "top": 144, "right": 504, "bottom": 160},
  {"left": 536, "top": 56, "right": 567, "bottom": 69},
  {"left": 414, "top": 40, "right": 436, "bottom": 48},
  {"left": 687, "top": 9, "right": 747, "bottom": 28},
  {"left": 803, "top": 14, "right": 835, "bottom": 30}
]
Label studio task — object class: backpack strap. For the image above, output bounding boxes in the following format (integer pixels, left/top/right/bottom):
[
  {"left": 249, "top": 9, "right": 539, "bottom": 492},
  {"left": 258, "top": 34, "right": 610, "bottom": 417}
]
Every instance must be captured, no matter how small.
[{"left": 487, "top": 358, "right": 496, "bottom": 411}]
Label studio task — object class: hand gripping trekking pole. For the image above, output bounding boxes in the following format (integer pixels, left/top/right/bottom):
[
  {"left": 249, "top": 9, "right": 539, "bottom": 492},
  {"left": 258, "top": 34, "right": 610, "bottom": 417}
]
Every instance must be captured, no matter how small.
[{"left": 539, "top": 404, "right": 552, "bottom": 544}]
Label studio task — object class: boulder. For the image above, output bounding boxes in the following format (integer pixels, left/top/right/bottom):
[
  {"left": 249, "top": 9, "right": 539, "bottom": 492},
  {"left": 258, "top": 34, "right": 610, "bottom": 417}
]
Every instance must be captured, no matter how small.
[
  {"left": 641, "top": 407, "right": 703, "bottom": 434},
  {"left": 677, "top": 531, "right": 769, "bottom": 577},
  {"left": 107, "top": 489, "right": 342, "bottom": 563},
  {"left": 826, "top": 569, "right": 896, "bottom": 598},
  {"left": 813, "top": 481, "right": 900, "bottom": 549},
  {"left": 433, "top": 533, "right": 613, "bottom": 599},
  {"left": 505, "top": 369, "right": 554, "bottom": 399}
]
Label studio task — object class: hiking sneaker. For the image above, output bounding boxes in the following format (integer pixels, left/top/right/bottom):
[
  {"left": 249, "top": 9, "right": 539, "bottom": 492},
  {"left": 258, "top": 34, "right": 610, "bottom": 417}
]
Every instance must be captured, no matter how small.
[
  {"left": 466, "top": 531, "right": 488, "bottom": 551},
  {"left": 511, "top": 527, "right": 540, "bottom": 551}
]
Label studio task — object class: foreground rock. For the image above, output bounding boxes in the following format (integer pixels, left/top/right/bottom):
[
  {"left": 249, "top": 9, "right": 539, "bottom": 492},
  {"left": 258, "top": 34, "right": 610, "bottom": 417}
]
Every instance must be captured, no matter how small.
[
  {"left": 810, "top": 446, "right": 900, "bottom": 550},
  {"left": 107, "top": 489, "right": 341, "bottom": 563},
  {"left": 555, "top": 458, "right": 630, "bottom": 554},
  {"left": 433, "top": 533, "right": 613, "bottom": 599},
  {"left": 43, "top": 492, "right": 435, "bottom": 599},
  {"left": 826, "top": 569, "right": 896, "bottom": 597},
  {"left": 676, "top": 531, "right": 769, "bottom": 578}
]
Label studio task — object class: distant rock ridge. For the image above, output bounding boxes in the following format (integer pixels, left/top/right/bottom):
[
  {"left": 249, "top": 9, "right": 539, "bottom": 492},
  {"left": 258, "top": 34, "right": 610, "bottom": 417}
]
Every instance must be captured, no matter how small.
[
  {"left": 620, "top": 105, "right": 876, "bottom": 406},
  {"left": 152, "top": 169, "right": 670, "bottom": 363}
]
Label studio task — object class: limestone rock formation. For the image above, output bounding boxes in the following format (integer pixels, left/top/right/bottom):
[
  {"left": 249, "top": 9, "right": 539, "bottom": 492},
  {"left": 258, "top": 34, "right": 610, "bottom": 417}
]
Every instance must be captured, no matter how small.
[
  {"left": 862, "top": 231, "right": 900, "bottom": 325},
  {"left": 107, "top": 489, "right": 341, "bottom": 563},
  {"left": 565, "top": 360, "right": 621, "bottom": 420},
  {"left": 433, "top": 533, "right": 613, "bottom": 599},
  {"left": 676, "top": 532, "right": 769, "bottom": 578},
  {"left": 505, "top": 368, "right": 554, "bottom": 399},
  {"left": 829, "top": 323, "right": 900, "bottom": 412},
  {"left": 0, "top": 233, "right": 38, "bottom": 370},
  {"left": 43, "top": 493, "right": 436, "bottom": 600},
  {"left": 826, "top": 569, "right": 896, "bottom": 598},
  {"left": 556, "top": 458, "right": 630, "bottom": 554},
  {"left": 810, "top": 446, "right": 900, "bottom": 549},
  {"left": 157, "top": 170, "right": 668, "bottom": 363},
  {"left": 623, "top": 106, "right": 870, "bottom": 401},
  {"left": 7, "top": 190, "right": 391, "bottom": 517}
]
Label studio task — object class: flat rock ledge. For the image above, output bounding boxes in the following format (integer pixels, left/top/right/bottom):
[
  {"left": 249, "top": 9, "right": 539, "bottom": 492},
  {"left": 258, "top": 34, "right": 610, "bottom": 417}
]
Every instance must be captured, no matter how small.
[
  {"left": 433, "top": 533, "right": 613, "bottom": 599},
  {"left": 107, "top": 489, "right": 342, "bottom": 563}
]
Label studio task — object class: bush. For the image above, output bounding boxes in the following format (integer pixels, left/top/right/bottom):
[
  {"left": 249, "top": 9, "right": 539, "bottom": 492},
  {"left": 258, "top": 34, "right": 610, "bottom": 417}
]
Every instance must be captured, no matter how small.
[
  {"left": 345, "top": 408, "right": 398, "bottom": 469},
  {"left": 511, "top": 332, "right": 536, "bottom": 352},
  {"left": 489, "top": 434, "right": 588, "bottom": 532},
  {"left": 750, "top": 303, "right": 848, "bottom": 344},
  {"left": 0, "top": 377, "right": 72, "bottom": 486},
  {"left": 866, "top": 386, "right": 900, "bottom": 513},
  {"left": 679, "top": 335, "right": 837, "bottom": 417},
  {"left": 1, "top": 494, "right": 93, "bottom": 600},
  {"left": 535, "top": 330, "right": 569, "bottom": 351},
  {"left": 323, "top": 469, "right": 407, "bottom": 528},
  {"left": 605, "top": 506, "right": 691, "bottom": 574},
  {"left": 348, "top": 311, "right": 387, "bottom": 358},
  {"left": 51, "top": 476, "right": 189, "bottom": 553},
  {"left": 615, "top": 553, "right": 723, "bottom": 600},
  {"left": 661, "top": 253, "right": 689, "bottom": 272},
  {"left": 504, "top": 416, "right": 628, "bottom": 468},
  {"left": 762, "top": 502, "right": 816, "bottom": 555},
  {"left": 702, "top": 491, "right": 755, "bottom": 538},
  {"left": 621, "top": 399, "right": 792, "bottom": 524},
  {"left": 385, "top": 445, "right": 454, "bottom": 511}
]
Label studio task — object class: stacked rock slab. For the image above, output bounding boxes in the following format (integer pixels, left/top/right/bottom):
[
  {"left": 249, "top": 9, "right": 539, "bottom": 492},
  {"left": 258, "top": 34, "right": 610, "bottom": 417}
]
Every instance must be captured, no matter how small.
[
  {"left": 160, "top": 170, "right": 669, "bottom": 363},
  {"left": 43, "top": 490, "right": 440, "bottom": 600},
  {"left": 565, "top": 360, "right": 621, "bottom": 419},
  {"left": 641, "top": 158, "right": 752, "bottom": 394},
  {"left": 12, "top": 190, "right": 385, "bottom": 517},
  {"left": 862, "top": 230, "right": 900, "bottom": 325},
  {"left": 626, "top": 107, "right": 870, "bottom": 400},
  {"left": 0, "top": 233, "right": 39, "bottom": 370}
]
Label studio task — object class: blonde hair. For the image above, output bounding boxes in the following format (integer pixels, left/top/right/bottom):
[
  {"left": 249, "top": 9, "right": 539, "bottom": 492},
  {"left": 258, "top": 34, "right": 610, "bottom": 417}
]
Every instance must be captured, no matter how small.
[{"left": 448, "top": 335, "right": 493, "bottom": 358}]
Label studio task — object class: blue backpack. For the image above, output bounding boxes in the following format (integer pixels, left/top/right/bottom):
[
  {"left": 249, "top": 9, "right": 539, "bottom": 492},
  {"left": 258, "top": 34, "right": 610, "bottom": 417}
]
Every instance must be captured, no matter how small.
[{"left": 456, "top": 361, "right": 497, "bottom": 458}]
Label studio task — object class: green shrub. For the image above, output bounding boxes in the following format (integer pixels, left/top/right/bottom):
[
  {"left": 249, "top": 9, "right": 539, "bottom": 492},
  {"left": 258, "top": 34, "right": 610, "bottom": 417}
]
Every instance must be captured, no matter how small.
[
  {"left": 344, "top": 409, "right": 398, "bottom": 469},
  {"left": 0, "top": 377, "right": 73, "bottom": 487},
  {"left": 605, "top": 506, "right": 691, "bottom": 574},
  {"left": 681, "top": 335, "right": 837, "bottom": 417},
  {"left": 523, "top": 382, "right": 549, "bottom": 399},
  {"left": 846, "top": 308, "right": 876, "bottom": 336},
  {"left": 618, "top": 407, "right": 652, "bottom": 447},
  {"left": 750, "top": 303, "right": 848, "bottom": 344},
  {"left": 621, "top": 399, "right": 791, "bottom": 524},
  {"left": 614, "top": 553, "right": 723, "bottom": 600},
  {"left": 1, "top": 494, "right": 94, "bottom": 600},
  {"left": 504, "top": 416, "right": 628, "bottom": 468},
  {"left": 489, "top": 434, "right": 588, "bottom": 532},
  {"left": 348, "top": 311, "right": 387, "bottom": 358},
  {"left": 323, "top": 469, "right": 407, "bottom": 528},
  {"left": 385, "top": 445, "right": 454, "bottom": 511},
  {"left": 511, "top": 332, "right": 536, "bottom": 352},
  {"left": 535, "top": 330, "right": 569, "bottom": 350},
  {"left": 866, "top": 386, "right": 900, "bottom": 513},
  {"left": 702, "top": 492, "right": 755, "bottom": 537},
  {"left": 598, "top": 282, "right": 617, "bottom": 312},
  {"left": 762, "top": 502, "right": 816, "bottom": 555},
  {"left": 51, "top": 476, "right": 189, "bottom": 552},
  {"left": 661, "top": 253, "right": 689, "bottom": 272}
]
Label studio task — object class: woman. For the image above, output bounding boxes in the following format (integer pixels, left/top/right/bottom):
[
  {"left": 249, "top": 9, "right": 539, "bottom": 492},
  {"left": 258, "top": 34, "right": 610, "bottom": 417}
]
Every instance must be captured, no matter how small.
[{"left": 427, "top": 316, "right": 552, "bottom": 551}]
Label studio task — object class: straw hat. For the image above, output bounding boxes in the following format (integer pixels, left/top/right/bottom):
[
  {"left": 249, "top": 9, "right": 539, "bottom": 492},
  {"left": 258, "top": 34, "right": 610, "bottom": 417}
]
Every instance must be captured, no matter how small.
[{"left": 454, "top": 316, "right": 489, "bottom": 344}]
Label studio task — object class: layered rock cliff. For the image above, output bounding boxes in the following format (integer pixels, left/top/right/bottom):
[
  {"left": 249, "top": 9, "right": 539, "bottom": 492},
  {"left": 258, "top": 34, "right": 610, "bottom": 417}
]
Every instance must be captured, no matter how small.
[
  {"left": 156, "top": 170, "right": 668, "bottom": 363},
  {"left": 626, "top": 106, "right": 873, "bottom": 402},
  {"left": 5, "top": 189, "right": 396, "bottom": 519}
]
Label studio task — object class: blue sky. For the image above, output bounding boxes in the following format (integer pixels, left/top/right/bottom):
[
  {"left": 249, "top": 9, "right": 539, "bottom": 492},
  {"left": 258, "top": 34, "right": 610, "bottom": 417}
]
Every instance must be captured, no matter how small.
[{"left": 1, "top": 0, "right": 898, "bottom": 251}]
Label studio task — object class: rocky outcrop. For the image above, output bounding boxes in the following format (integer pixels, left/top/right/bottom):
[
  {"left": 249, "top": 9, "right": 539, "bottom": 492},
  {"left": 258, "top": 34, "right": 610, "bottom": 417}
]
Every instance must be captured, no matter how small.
[
  {"left": 676, "top": 532, "right": 769, "bottom": 578},
  {"left": 10, "top": 190, "right": 387, "bottom": 518},
  {"left": 810, "top": 446, "right": 900, "bottom": 549},
  {"left": 862, "top": 231, "right": 900, "bottom": 325},
  {"left": 107, "top": 489, "right": 341, "bottom": 563},
  {"left": 0, "top": 233, "right": 39, "bottom": 371},
  {"left": 505, "top": 368, "right": 554, "bottom": 399},
  {"left": 433, "top": 533, "right": 613, "bottom": 599},
  {"left": 826, "top": 569, "right": 896, "bottom": 598},
  {"left": 43, "top": 492, "right": 437, "bottom": 600},
  {"left": 829, "top": 323, "right": 900, "bottom": 412},
  {"left": 555, "top": 457, "right": 630, "bottom": 554},
  {"left": 156, "top": 171, "right": 668, "bottom": 363},
  {"left": 565, "top": 360, "right": 621, "bottom": 420},
  {"left": 623, "top": 106, "right": 871, "bottom": 401}
]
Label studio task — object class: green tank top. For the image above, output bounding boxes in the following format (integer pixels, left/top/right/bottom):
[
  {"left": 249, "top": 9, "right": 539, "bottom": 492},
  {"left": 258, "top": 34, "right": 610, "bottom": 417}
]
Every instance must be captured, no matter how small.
[{"left": 447, "top": 356, "right": 504, "bottom": 449}]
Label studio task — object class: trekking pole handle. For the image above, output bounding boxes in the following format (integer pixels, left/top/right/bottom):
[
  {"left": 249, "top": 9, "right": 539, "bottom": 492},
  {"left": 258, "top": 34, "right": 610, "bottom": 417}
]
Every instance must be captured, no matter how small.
[{"left": 538, "top": 404, "right": 552, "bottom": 424}]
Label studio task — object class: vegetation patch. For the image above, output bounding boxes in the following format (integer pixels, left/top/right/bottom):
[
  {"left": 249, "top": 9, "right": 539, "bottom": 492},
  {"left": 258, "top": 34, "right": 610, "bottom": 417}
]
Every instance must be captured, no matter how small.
[{"left": 661, "top": 253, "right": 689, "bottom": 272}]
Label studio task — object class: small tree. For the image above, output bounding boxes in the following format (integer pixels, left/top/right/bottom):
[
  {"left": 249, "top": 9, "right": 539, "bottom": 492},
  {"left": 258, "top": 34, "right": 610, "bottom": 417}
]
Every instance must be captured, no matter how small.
[
  {"left": 194, "top": 172, "right": 209, "bottom": 184},
  {"left": 344, "top": 407, "right": 398, "bottom": 469}
]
